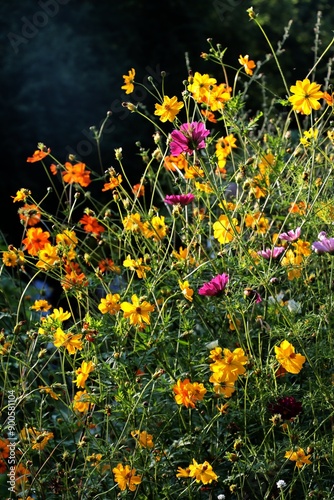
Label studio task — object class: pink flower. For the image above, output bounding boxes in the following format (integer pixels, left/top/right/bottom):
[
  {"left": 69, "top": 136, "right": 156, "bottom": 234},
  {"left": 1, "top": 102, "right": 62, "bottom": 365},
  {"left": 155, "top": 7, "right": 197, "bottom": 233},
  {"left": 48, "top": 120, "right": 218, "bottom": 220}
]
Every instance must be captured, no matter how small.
[
  {"left": 278, "top": 227, "right": 301, "bottom": 242},
  {"left": 312, "top": 235, "right": 334, "bottom": 254},
  {"left": 164, "top": 193, "right": 195, "bottom": 205},
  {"left": 198, "top": 273, "right": 229, "bottom": 296},
  {"left": 257, "top": 247, "right": 285, "bottom": 259},
  {"left": 170, "top": 122, "right": 210, "bottom": 155}
]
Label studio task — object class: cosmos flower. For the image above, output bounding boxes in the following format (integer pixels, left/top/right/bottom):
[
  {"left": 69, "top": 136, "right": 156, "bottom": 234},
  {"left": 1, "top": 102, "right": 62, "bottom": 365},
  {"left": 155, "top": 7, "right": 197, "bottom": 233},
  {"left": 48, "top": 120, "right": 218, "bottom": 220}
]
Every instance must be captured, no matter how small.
[
  {"left": 278, "top": 227, "right": 301, "bottom": 242},
  {"left": 274, "top": 340, "right": 305, "bottom": 374},
  {"left": 170, "top": 122, "right": 210, "bottom": 155},
  {"left": 284, "top": 448, "right": 312, "bottom": 468},
  {"left": 312, "top": 233, "right": 334, "bottom": 254},
  {"left": 112, "top": 463, "right": 142, "bottom": 491},
  {"left": 154, "top": 95, "right": 184, "bottom": 122},
  {"left": 164, "top": 193, "right": 195, "bottom": 205},
  {"left": 257, "top": 247, "right": 285, "bottom": 259},
  {"left": 268, "top": 396, "right": 302, "bottom": 420},
  {"left": 288, "top": 78, "right": 324, "bottom": 115},
  {"left": 198, "top": 273, "right": 229, "bottom": 296}
]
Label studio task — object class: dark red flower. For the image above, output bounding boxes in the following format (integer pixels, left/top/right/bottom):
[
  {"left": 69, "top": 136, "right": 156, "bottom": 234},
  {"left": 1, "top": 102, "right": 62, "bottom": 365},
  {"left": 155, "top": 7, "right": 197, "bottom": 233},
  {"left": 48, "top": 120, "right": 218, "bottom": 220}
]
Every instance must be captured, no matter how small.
[{"left": 268, "top": 396, "right": 302, "bottom": 420}]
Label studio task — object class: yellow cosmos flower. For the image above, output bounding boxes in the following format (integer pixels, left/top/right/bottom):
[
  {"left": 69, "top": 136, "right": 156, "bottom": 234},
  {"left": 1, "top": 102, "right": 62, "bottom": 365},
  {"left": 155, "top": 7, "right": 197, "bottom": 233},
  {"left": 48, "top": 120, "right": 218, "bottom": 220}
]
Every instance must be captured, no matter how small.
[
  {"left": 73, "top": 390, "right": 92, "bottom": 413},
  {"left": 285, "top": 447, "right": 312, "bottom": 468},
  {"left": 53, "top": 328, "right": 83, "bottom": 355},
  {"left": 38, "top": 385, "right": 60, "bottom": 400},
  {"left": 187, "top": 72, "right": 217, "bottom": 102},
  {"left": 20, "top": 427, "right": 54, "bottom": 451},
  {"left": 123, "top": 255, "right": 151, "bottom": 278},
  {"left": 213, "top": 214, "right": 240, "bottom": 244},
  {"left": 131, "top": 430, "right": 154, "bottom": 448},
  {"left": 2, "top": 247, "right": 25, "bottom": 267},
  {"left": 49, "top": 307, "right": 71, "bottom": 322},
  {"left": 154, "top": 95, "right": 184, "bottom": 122},
  {"left": 121, "top": 68, "right": 135, "bottom": 94},
  {"left": 209, "top": 347, "right": 248, "bottom": 384},
  {"left": 73, "top": 360, "right": 95, "bottom": 388},
  {"left": 289, "top": 78, "right": 324, "bottom": 115},
  {"left": 98, "top": 293, "right": 121, "bottom": 315},
  {"left": 188, "top": 459, "right": 219, "bottom": 484},
  {"left": 120, "top": 294, "right": 155, "bottom": 326},
  {"left": 36, "top": 243, "right": 59, "bottom": 270},
  {"left": 31, "top": 299, "right": 52, "bottom": 312},
  {"left": 274, "top": 340, "right": 305, "bottom": 374},
  {"left": 112, "top": 463, "right": 142, "bottom": 491},
  {"left": 179, "top": 280, "right": 194, "bottom": 302},
  {"left": 238, "top": 55, "right": 256, "bottom": 75},
  {"left": 12, "top": 188, "right": 31, "bottom": 203}
]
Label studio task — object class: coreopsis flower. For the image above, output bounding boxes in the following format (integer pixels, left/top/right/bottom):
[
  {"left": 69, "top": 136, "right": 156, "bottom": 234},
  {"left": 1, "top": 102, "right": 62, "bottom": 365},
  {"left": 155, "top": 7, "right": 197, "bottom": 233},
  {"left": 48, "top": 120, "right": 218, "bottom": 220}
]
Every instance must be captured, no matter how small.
[
  {"left": 275, "top": 340, "right": 305, "bottom": 374},
  {"left": 131, "top": 430, "right": 154, "bottom": 448},
  {"left": 112, "top": 463, "right": 142, "bottom": 491},
  {"left": 2, "top": 247, "right": 25, "bottom": 267},
  {"left": 238, "top": 55, "right": 256, "bottom": 75},
  {"left": 187, "top": 72, "right": 217, "bottom": 102},
  {"left": 288, "top": 78, "right": 324, "bottom": 115},
  {"left": 36, "top": 243, "right": 59, "bottom": 270},
  {"left": 268, "top": 396, "right": 302, "bottom": 420},
  {"left": 198, "top": 273, "right": 229, "bottom": 296},
  {"left": 73, "top": 390, "right": 92, "bottom": 413},
  {"left": 18, "top": 204, "right": 41, "bottom": 226},
  {"left": 120, "top": 294, "right": 155, "bottom": 326},
  {"left": 257, "top": 247, "right": 285, "bottom": 259},
  {"left": 53, "top": 328, "right": 83, "bottom": 355},
  {"left": 173, "top": 378, "right": 207, "bottom": 408},
  {"left": 26, "top": 146, "right": 50, "bottom": 162},
  {"left": 170, "top": 122, "right": 210, "bottom": 155},
  {"left": 22, "top": 227, "right": 50, "bottom": 256},
  {"left": 121, "top": 68, "right": 135, "bottom": 94},
  {"left": 179, "top": 280, "right": 194, "bottom": 301},
  {"left": 79, "top": 214, "right": 105, "bottom": 236},
  {"left": 154, "top": 95, "right": 184, "bottom": 122},
  {"left": 98, "top": 293, "right": 121, "bottom": 315},
  {"left": 123, "top": 255, "right": 151, "bottom": 278},
  {"left": 284, "top": 448, "right": 312, "bottom": 468},
  {"left": 164, "top": 193, "right": 195, "bottom": 205},
  {"left": 188, "top": 459, "right": 218, "bottom": 484},
  {"left": 62, "top": 162, "right": 91, "bottom": 187},
  {"left": 213, "top": 214, "right": 240, "bottom": 245},
  {"left": 12, "top": 188, "right": 31, "bottom": 203},
  {"left": 73, "top": 360, "right": 95, "bottom": 388},
  {"left": 278, "top": 227, "right": 301, "bottom": 242},
  {"left": 31, "top": 300, "right": 52, "bottom": 312},
  {"left": 312, "top": 234, "right": 334, "bottom": 254}
]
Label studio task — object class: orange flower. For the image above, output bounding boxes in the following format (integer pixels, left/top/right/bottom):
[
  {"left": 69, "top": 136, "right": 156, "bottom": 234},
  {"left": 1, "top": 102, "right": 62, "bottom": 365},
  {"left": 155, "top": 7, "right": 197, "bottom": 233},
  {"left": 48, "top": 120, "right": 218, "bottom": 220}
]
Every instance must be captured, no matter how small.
[
  {"left": 163, "top": 154, "right": 188, "bottom": 172},
  {"left": 73, "top": 360, "right": 95, "bottom": 388},
  {"left": 18, "top": 204, "right": 41, "bottom": 226},
  {"left": 53, "top": 327, "right": 83, "bottom": 355},
  {"left": 12, "top": 188, "right": 31, "bottom": 203},
  {"left": 323, "top": 91, "right": 334, "bottom": 106},
  {"left": 79, "top": 214, "right": 105, "bottom": 236},
  {"left": 132, "top": 183, "right": 145, "bottom": 197},
  {"left": 62, "top": 162, "right": 91, "bottom": 187},
  {"left": 22, "top": 227, "right": 50, "bottom": 256},
  {"left": 73, "top": 390, "right": 92, "bottom": 413},
  {"left": 173, "top": 379, "right": 207, "bottom": 408},
  {"left": 0, "top": 438, "right": 10, "bottom": 459},
  {"left": 102, "top": 174, "right": 123, "bottom": 192},
  {"left": 26, "top": 147, "right": 50, "bottom": 162},
  {"left": 285, "top": 448, "right": 312, "bottom": 468},
  {"left": 238, "top": 55, "right": 256, "bottom": 75}
]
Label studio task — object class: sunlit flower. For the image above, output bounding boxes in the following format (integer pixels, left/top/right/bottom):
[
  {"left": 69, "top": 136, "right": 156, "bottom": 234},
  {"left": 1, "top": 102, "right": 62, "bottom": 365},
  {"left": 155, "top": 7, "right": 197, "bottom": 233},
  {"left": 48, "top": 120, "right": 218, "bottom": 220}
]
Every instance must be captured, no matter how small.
[
  {"left": 170, "top": 122, "right": 210, "bottom": 155},
  {"left": 244, "top": 212, "right": 269, "bottom": 235},
  {"left": 132, "top": 183, "right": 145, "bottom": 197},
  {"left": 284, "top": 448, "right": 312, "bottom": 468},
  {"left": 12, "top": 188, "right": 31, "bottom": 203},
  {"left": 20, "top": 427, "right": 54, "bottom": 450},
  {"left": 53, "top": 328, "right": 83, "bottom": 355},
  {"left": 312, "top": 234, "right": 334, "bottom": 254},
  {"left": 22, "top": 227, "right": 50, "bottom": 256},
  {"left": 31, "top": 299, "right": 52, "bottom": 312},
  {"left": 98, "top": 293, "right": 121, "bottom": 315},
  {"left": 292, "top": 239, "right": 311, "bottom": 256},
  {"left": 300, "top": 127, "right": 318, "bottom": 146},
  {"left": 56, "top": 229, "right": 78, "bottom": 248},
  {"left": 73, "top": 360, "right": 95, "bottom": 388},
  {"left": 213, "top": 214, "right": 240, "bottom": 244},
  {"left": 143, "top": 215, "right": 167, "bottom": 240},
  {"left": 323, "top": 91, "right": 334, "bottom": 106},
  {"left": 38, "top": 385, "right": 60, "bottom": 400},
  {"left": 188, "top": 459, "right": 218, "bottom": 484},
  {"left": 179, "top": 280, "right": 194, "bottom": 301},
  {"left": 120, "top": 294, "right": 155, "bottom": 326},
  {"left": 198, "top": 273, "right": 229, "bottom": 296},
  {"left": 204, "top": 83, "right": 231, "bottom": 111},
  {"left": 268, "top": 396, "right": 302, "bottom": 420},
  {"left": 275, "top": 340, "right": 305, "bottom": 374},
  {"left": 238, "top": 55, "right": 256, "bottom": 75},
  {"left": 2, "top": 247, "right": 25, "bottom": 267},
  {"left": 209, "top": 347, "right": 248, "bottom": 383},
  {"left": 154, "top": 95, "right": 184, "bottom": 122},
  {"left": 211, "top": 380, "right": 235, "bottom": 398},
  {"left": 102, "top": 173, "right": 123, "bottom": 192},
  {"left": 122, "top": 213, "right": 144, "bottom": 233},
  {"left": 278, "top": 227, "right": 301, "bottom": 242},
  {"left": 27, "top": 146, "right": 50, "bottom": 162},
  {"left": 36, "top": 243, "right": 59, "bottom": 270},
  {"left": 18, "top": 203, "right": 41, "bottom": 226},
  {"left": 121, "top": 68, "right": 135, "bottom": 94},
  {"left": 164, "top": 193, "right": 195, "bottom": 205},
  {"left": 187, "top": 72, "right": 217, "bottom": 102},
  {"left": 172, "top": 246, "right": 196, "bottom": 265},
  {"left": 131, "top": 430, "right": 154, "bottom": 448},
  {"left": 79, "top": 214, "right": 105, "bottom": 236},
  {"left": 113, "top": 463, "right": 142, "bottom": 491},
  {"left": 289, "top": 78, "right": 324, "bottom": 115},
  {"left": 289, "top": 201, "right": 308, "bottom": 215},
  {"left": 173, "top": 379, "right": 207, "bottom": 408},
  {"left": 73, "top": 390, "right": 91, "bottom": 413},
  {"left": 62, "top": 162, "right": 91, "bottom": 187},
  {"left": 281, "top": 249, "right": 303, "bottom": 280},
  {"left": 257, "top": 247, "right": 285, "bottom": 260},
  {"left": 123, "top": 255, "right": 151, "bottom": 278},
  {"left": 163, "top": 154, "right": 188, "bottom": 172}
]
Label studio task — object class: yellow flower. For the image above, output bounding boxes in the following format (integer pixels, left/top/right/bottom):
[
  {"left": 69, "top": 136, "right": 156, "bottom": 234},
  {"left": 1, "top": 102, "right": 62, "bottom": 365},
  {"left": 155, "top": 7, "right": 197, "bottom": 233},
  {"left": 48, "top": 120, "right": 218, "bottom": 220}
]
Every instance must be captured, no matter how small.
[
  {"left": 211, "top": 380, "right": 235, "bottom": 398},
  {"left": 36, "top": 243, "right": 59, "bottom": 270},
  {"left": 122, "top": 212, "right": 144, "bottom": 232},
  {"left": 154, "top": 95, "right": 184, "bottom": 122},
  {"left": 179, "top": 280, "right": 194, "bottom": 302},
  {"left": 12, "top": 188, "right": 31, "bottom": 203},
  {"left": 188, "top": 459, "right": 219, "bottom": 484},
  {"left": 209, "top": 347, "right": 248, "bottom": 384},
  {"left": 120, "top": 294, "right": 155, "bottom": 326},
  {"left": 176, "top": 466, "right": 191, "bottom": 478},
  {"left": 98, "top": 293, "right": 121, "bottom": 315},
  {"left": 112, "top": 463, "right": 142, "bottom": 491},
  {"left": 73, "top": 390, "right": 91, "bottom": 413},
  {"left": 73, "top": 360, "right": 95, "bottom": 388},
  {"left": 275, "top": 340, "right": 306, "bottom": 374},
  {"left": 187, "top": 72, "right": 217, "bottom": 103},
  {"left": 289, "top": 78, "right": 324, "bottom": 115},
  {"left": 238, "top": 55, "right": 256, "bottom": 75},
  {"left": 173, "top": 379, "right": 207, "bottom": 408},
  {"left": 285, "top": 448, "right": 312, "bottom": 468},
  {"left": 300, "top": 127, "right": 318, "bottom": 146},
  {"left": 38, "top": 385, "right": 60, "bottom": 400},
  {"left": 123, "top": 255, "right": 151, "bottom": 278},
  {"left": 121, "top": 68, "right": 135, "bottom": 94},
  {"left": 194, "top": 181, "right": 214, "bottom": 193},
  {"left": 53, "top": 328, "right": 83, "bottom": 355},
  {"left": 213, "top": 214, "right": 240, "bottom": 244},
  {"left": 172, "top": 246, "right": 196, "bottom": 265},
  {"left": 281, "top": 249, "right": 303, "bottom": 280},
  {"left": 20, "top": 427, "right": 54, "bottom": 450},
  {"left": 31, "top": 300, "right": 52, "bottom": 312},
  {"left": 2, "top": 247, "right": 25, "bottom": 267},
  {"left": 131, "top": 430, "right": 154, "bottom": 448},
  {"left": 244, "top": 212, "right": 269, "bottom": 234},
  {"left": 143, "top": 215, "right": 167, "bottom": 240},
  {"left": 49, "top": 307, "right": 71, "bottom": 322}
]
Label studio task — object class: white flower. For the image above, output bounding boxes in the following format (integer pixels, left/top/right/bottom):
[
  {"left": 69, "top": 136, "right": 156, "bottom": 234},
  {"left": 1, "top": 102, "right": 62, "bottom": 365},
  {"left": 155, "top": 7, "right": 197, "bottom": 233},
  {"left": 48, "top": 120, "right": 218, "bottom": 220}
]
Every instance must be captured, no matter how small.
[
  {"left": 217, "top": 495, "right": 226, "bottom": 500},
  {"left": 276, "top": 479, "right": 287, "bottom": 489}
]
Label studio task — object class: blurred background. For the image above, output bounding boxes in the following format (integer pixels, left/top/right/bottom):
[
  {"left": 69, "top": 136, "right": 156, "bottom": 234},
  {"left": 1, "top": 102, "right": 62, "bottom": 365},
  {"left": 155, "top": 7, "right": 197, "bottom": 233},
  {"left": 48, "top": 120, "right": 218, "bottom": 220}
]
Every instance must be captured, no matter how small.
[{"left": 1, "top": 0, "right": 333, "bottom": 244}]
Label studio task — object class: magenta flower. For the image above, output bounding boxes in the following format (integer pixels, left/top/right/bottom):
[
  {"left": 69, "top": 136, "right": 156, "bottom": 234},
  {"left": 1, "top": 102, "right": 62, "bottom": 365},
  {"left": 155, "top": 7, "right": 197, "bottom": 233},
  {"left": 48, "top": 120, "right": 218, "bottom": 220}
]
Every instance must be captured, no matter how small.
[
  {"left": 278, "top": 227, "right": 301, "bottom": 242},
  {"left": 170, "top": 121, "right": 210, "bottom": 155},
  {"left": 164, "top": 193, "right": 195, "bottom": 206},
  {"left": 312, "top": 234, "right": 334, "bottom": 254},
  {"left": 198, "top": 273, "right": 229, "bottom": 296},
  {"left": 257, "top": 247, "right": 285, "bottom": 259},
  {"left": 244, "top": 288, "right": 262, "bottom": 304}
]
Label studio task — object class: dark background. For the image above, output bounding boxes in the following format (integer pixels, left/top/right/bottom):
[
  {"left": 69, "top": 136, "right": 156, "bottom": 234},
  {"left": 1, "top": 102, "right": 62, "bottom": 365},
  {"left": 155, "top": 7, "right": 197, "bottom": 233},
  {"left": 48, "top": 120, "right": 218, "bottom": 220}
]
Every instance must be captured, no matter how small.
[{"left": 1, "top": 0, "right": 333, "bottom": 245}]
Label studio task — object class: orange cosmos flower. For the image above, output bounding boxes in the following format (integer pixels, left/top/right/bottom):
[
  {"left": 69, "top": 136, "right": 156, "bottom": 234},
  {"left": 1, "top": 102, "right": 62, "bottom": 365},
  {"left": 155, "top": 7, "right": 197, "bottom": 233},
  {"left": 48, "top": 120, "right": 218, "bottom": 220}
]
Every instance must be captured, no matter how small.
[
  {"left": 112, "top": 463, "right": 142, "bottom": 492},
  {"left": 31, "top": 299, "right": 52, "bottom": 312},
  {"left": 98, "top": 293, "right": 121, "bottom": 315},
  {"left": 73, "top": 390, "right": 92, "bottom": 413},
  {"left": 163, "top": 154, "right": 188, "bottom": 172},
  {"left": 121, "top": 68, "right": 136, "bottom": 94},
  {"left": 188, "top": 459, "right": 219, "bottom": 484},
  {"left": 102, "top": 173, "right": 122, "bottom": 192},
  {"left": 285, "top": 448, "right": 312, "bottom": 468},
  {"left": 131, "top": 430, "right": 154, "bottom": 448},
  {"left": 132, "top": 183, "right": 145, "bottom": 197},
  {"left": 53, "top": 327, "right": 83, "bottom": 355},
  {"left": 12, "top": 188, "right": 31, "bottom": 203},
  {"left": 173, "top": 378, "right": 207, "bottom": 408},
  {"left": 22, "top": 227, "right": 50, "bottom": 256},
  {"left": 238, "top": 55, "right": 256, "bottom": 75},
  {"left": 179, "top": 280, "right": 194, "bottom": 301},
  {"left": 18, "top": 204, "right": 41, "bottom": 226},
  {"left": 62, "top": 162, "right": 91, "bottom": 187},
  {"left": 2, "top": 247, "right": 25, "bottom": 267},
  {"left": 26, "top": 147, "right": 50, "bottom": 162},
  {"left": 79, "top": 214, "right": 105, "bottom": 236}
]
